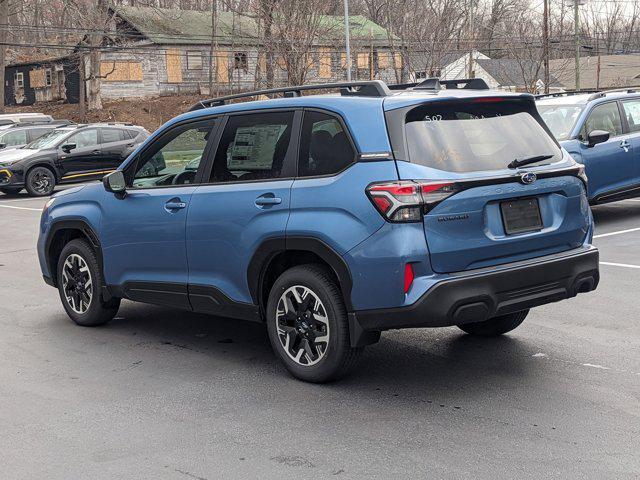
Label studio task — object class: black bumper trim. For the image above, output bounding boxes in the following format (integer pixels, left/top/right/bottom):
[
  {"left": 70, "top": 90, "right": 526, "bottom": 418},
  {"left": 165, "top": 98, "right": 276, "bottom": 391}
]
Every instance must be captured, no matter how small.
[{"left": 353, "top": 246, "right": 599, "bottom": 332}]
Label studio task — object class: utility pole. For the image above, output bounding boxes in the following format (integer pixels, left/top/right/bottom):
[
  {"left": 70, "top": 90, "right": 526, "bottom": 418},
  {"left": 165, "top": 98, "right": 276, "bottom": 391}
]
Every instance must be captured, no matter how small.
[
  {"left": 0, "top": 0, "right": 8, "bottom": 113},
  {"left": 468, "top": 0, "right": 475, "bottom": 78},
  {"left": 209, "top": 0, "right": 218, "bottom": 96},
  {"left": 574, "top": 0, "right": 580, "bottom": 91},
  {"left": 543, "top": 0, "right": 550, "bottom": 94},
  {"left": 343, "top": 0, "right": 352, "bottom": 81}
]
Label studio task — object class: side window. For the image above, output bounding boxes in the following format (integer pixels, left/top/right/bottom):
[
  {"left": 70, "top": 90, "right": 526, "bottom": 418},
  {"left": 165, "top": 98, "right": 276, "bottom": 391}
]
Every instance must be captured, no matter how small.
[
  {"left": 100, "top": 128, "right": 123, "bottom": 144},
  {"left": 2, "top": 129, "right": 28, "bottom": 146},
  {"left": 581, "top": 102, "right": 623, "bottom": 139},
  {"left": 298, "top": 111, "right": 355, "bottom": 177},
  {"left": 209, "top": 111, "right": 294, "bottom": 183},
  {"left": 67, "top": 129, "right": 98, "bottom": 149},
  {"left": 621, "top": 100, "right": 640, "bottom": 133},
  {"left": 132, "top": 119, "right": 215, "bottom": 188}
]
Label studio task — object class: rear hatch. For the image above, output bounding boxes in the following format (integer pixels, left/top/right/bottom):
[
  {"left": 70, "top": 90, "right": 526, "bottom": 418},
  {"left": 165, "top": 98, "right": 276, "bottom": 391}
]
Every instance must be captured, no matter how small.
[{"left": 384, "top": 95, "right": 590, "bottom": 273}]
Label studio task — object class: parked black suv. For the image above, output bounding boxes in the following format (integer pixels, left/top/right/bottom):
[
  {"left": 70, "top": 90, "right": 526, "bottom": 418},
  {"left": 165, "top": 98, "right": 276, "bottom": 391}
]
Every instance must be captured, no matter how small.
[{"left": 0, "top": 123, "right": 149, "bottom": 196}]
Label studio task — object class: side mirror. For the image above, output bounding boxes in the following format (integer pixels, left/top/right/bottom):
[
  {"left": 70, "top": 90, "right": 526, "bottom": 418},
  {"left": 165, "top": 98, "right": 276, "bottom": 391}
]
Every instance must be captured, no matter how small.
[
  {"left": 587, "top": 130, "right": 610, "bottom": 148},
  {"left": 0, "top": 143, "right": 6, "bottom": 150},
  {"left": 103, "top": 171, "right": 126, "bottom": 198},
  {"left": 61, "top": 143, "right": 77, "bottom": 153}
]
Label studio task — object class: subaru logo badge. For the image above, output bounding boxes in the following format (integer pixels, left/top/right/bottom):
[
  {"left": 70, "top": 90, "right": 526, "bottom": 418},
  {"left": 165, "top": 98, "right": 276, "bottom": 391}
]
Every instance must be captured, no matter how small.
[{"left": 520, "top": 172, "right": 537, "bottom": 185}]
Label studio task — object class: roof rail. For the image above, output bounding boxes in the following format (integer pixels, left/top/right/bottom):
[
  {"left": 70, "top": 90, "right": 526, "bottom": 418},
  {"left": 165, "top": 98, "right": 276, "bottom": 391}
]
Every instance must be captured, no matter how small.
[
  {"left": 388, "top": 77, "right": 490, "bottom": 91},
  {"left": 535, "top": 89, "right": 599, "bottom": 100},
  {"left": 190, "top": 80, "right": 392, "bottom": 111},
  {"left": 587, "top": 87, "right": 639, "bottom": 101}
]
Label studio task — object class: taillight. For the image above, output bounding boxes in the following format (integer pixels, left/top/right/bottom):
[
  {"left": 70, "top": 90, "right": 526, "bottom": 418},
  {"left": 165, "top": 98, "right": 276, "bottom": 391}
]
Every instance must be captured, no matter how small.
[{"left": 366, "top": 180, "right": 457, "bottom": 222}]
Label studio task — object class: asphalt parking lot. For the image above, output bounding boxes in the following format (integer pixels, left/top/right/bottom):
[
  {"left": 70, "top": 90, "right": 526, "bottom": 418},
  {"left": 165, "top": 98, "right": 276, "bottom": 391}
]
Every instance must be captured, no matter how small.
[{"left": 0, "top": 186, "right": 639, "bottom": 480}]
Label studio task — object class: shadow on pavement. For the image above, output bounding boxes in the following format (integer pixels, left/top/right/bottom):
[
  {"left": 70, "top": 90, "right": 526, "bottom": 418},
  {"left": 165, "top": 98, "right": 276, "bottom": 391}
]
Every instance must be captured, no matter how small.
[{"left": 91, "top": 301, "right": 541, "bottom": 400}]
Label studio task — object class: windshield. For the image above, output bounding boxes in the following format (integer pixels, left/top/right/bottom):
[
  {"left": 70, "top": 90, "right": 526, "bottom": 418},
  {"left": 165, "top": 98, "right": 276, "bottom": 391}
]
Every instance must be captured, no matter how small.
[
  {"left": 25, "top": 129, "right": 71, "bottom": 149},
  {"left": 537, "top": 104, "right": 584, "bottom": 141},
  {"left": 403, "top": 99, "right": 562, "bottom": 173}
]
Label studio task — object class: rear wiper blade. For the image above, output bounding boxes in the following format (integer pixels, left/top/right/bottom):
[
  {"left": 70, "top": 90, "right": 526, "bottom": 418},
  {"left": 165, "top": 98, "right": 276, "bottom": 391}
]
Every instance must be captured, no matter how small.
[{"left": 508, "top": 154, "right": 554, "bottom": 169}]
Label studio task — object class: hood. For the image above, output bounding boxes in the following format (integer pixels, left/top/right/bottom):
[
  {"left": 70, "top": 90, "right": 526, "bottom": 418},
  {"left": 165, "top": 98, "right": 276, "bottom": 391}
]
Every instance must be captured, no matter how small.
[{"left": 0, "top": 148, "right": 40, "bottom": 165}]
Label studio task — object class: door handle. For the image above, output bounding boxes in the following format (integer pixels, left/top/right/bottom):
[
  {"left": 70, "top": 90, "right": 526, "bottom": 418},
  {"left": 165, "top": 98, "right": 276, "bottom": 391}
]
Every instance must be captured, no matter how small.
[
  {"left": 620, "top": 140, "right": 630, "bottom": 152},
  {"left": 255, "top": 195, "right": 282, "bottom": 207},
  {"left": 92, "top": 149, "right": 100, "bottom": 155},
  {"left": 165, "top": 200, "right": 187, "bottom": 211}
]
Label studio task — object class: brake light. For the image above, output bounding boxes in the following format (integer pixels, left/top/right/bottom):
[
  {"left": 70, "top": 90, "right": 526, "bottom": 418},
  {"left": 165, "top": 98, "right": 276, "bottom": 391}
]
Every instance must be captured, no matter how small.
[
  {"left": 404, "top": 263, "right": 414, "bottom": 293},
  {"left": 366, "top": 180, "right": 457, "bottom": 222}
]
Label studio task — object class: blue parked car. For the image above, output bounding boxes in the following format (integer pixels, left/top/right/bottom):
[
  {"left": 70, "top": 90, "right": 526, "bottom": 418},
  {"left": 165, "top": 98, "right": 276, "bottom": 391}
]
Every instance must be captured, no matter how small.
[
  {"left": 537, "top": 89, "right": 640, "bottom": 204},
  {"left": 38, "top": 79, "right": 599, "bottom": 382}
]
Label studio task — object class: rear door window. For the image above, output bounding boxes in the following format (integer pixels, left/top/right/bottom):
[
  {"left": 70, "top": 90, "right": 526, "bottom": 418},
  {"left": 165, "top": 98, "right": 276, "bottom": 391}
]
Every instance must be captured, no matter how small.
[
  {"left": 101, "top": 128, "right": 124, "bottom": 144},
  {"left": 298, "top": 111, "right": 355, "bottom": 177},
  {"left": 402, "top": 99, "right": 562, "bottom": 173}
]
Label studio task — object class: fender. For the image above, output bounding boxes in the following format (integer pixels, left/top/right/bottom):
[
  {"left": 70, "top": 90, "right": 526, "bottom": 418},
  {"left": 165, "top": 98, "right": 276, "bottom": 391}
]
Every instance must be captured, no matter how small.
[
  {"left": 247, "top": 236, "right": 354, "bottom": 311},
  {"left": 44, "top": 219, "right": 111, "bottom": 299}
]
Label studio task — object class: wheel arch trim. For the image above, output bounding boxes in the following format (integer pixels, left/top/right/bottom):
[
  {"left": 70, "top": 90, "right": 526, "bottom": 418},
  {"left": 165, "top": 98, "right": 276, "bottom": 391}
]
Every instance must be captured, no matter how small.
[
  {"left": 45, "top": 219, "right": 105, "bottom": 292},
  {"left": 247, "top": 236, "right": 354, "bottom": 311}
]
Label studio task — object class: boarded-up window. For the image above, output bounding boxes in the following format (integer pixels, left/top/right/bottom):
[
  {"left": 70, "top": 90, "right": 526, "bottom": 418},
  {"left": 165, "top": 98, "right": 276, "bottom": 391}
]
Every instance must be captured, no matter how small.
[
  {"left": 258, "top": 53, "right": 267, "bottom": 75},
  {"left": 377, "top": 51, "right": 390, "bottom": 69},
  {"left": 277, "top": 56, "right": 287, "bottom": 70},
  {"left": 340, "top": 53, "right": 349, "bottom": 69},
  {"left": 319, "top": 48, "right": 332, "bottom": 79},
  {"left": 357, "top": 52, "right": 369, "bottom": 69},
  {"left": 100, "top": 61, "right": 143, "bottom": 82},
  {"left": 216, "top": 52, "right": 229, "bottom": 82},
  {"left": 166, "top": 48, "right": 183, "bottom": 83},
  {"left": 29, "top": 69, "right": 46, "bottom": 88},
  {"left": 394, "top": 53, "right": 403, "bottom": 70},
  {"left": 186, "top": 51, "right": 203, "bottom": 70}
]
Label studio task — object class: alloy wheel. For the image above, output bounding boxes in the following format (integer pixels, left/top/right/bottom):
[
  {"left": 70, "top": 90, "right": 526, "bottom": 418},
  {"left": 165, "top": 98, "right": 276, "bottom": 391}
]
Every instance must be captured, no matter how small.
[
  {"left": 31, "top": 169, "right": 53, "bottom": 195},
  {"left": 275, "top": 285, "right": 330, "bottom": 366},
  {"left": 61, "top": 253, "right": 93, "bottom": 314}
]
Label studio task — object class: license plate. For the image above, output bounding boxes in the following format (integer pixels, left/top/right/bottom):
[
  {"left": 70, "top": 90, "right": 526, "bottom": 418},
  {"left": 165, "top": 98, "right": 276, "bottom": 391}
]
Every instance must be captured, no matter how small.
[{"left": 500, "top": 197, "right": 543, "bottom": 235}]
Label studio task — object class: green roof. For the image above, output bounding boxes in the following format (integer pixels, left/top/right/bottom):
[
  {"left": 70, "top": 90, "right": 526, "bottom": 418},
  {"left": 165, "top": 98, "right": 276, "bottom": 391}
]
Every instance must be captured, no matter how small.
[{"left": 112, "top": 6, "right": 393, "bottom": 46}]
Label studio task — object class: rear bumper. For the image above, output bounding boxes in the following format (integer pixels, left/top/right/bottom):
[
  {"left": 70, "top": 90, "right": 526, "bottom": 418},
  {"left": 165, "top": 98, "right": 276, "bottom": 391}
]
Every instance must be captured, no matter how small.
[{"left": 352, "top": 245, "right": 599, "bottom": 334}]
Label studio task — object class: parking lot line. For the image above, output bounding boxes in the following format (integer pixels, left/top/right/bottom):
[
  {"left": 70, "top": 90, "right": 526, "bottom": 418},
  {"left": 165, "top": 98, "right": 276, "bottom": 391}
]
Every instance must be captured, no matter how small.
[
  {"left": 0, "top": 204, "right": 41, "bottom": 212},
  {"left": 593, "top": 227, "right": 640, "bottom": 239},
  {"left": 600, "top": 261, "right": 640, "bottom": 270}
]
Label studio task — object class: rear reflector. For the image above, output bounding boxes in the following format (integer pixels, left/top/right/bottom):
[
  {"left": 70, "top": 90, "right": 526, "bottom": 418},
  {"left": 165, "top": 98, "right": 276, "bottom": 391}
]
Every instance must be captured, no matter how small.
[
  {"left": 404, "top": 263, "right": 414, "bottom": 294},
  {"left": 366, "top": 180, "right": 458, "bottom": 222}
]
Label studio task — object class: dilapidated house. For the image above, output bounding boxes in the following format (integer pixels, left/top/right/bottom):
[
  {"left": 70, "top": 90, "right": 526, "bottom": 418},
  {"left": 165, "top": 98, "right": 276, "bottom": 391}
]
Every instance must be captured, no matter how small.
[
  {"left": 4, "top": 56, "right": 80, "bottom": 106},
  {"left": 96, "top": 6, "right": 404, "bottom": 99}
]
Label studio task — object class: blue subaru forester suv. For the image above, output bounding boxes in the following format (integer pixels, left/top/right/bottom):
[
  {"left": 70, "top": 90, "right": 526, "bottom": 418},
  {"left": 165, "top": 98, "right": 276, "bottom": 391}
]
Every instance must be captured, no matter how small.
[
  {"left": 38, "top": 79, "right": 600, "bottom": 382},
  {"left": 537, "top": 89, "right": 640, "bottom": 204}
]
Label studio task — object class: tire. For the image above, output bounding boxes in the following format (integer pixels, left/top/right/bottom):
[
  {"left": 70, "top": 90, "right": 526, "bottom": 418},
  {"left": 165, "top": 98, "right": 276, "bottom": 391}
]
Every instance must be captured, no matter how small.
[
  {"left": 56, "top": 239, "right": 120, "bottom": 327},
  {"left": 25, "top": 166, "right": 56, "bottom": 196},
  {"left": 266, "top": 264, "right": 362, "bottom": 383},
  {"left": 458, "top": 309, "right": 529, "bottom": 337},
  {"left": 0, "top": 187, "right": 22, "bottom": 195}
]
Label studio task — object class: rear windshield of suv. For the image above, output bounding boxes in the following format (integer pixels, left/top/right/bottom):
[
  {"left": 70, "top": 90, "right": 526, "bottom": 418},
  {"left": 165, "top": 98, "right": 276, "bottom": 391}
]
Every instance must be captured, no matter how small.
[{"left": 402, "top": 99, "right": 562, "bottom": 173}]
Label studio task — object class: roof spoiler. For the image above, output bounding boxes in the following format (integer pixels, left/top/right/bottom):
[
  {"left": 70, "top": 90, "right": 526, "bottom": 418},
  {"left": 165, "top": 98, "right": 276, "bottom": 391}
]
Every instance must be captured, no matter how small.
[{"left": 189, "top": 80, "right": 392, "bottom": 111}]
